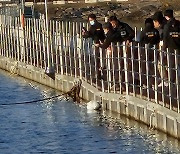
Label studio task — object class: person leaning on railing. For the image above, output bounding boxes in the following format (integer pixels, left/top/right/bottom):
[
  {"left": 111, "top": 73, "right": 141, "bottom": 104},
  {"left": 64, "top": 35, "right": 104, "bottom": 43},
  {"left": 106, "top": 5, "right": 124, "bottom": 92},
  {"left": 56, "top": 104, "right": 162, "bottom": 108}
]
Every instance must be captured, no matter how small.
[
  {"left": 108, "top": 15, "right": 135, "bottom": 45},
  {"left": 82, "top": 14, "right": 105, "bottom": 44},
  {"left": 95, "top": 22, "right": 124, "bottom": 90},
  {"left": 152, "top": 11, "right": 168, "bottom": 87},
  {"left": 162, "top": 9, "right": 180, "bottom": 85},
  {"left": 94, "top": 22, "right": 122, "bottom": 50},
  {"left": 82, "top": 14, "right": 105, "bottom": 80},
  {"left": 140, "top": 18, "right": 160, "bottom": 87}
]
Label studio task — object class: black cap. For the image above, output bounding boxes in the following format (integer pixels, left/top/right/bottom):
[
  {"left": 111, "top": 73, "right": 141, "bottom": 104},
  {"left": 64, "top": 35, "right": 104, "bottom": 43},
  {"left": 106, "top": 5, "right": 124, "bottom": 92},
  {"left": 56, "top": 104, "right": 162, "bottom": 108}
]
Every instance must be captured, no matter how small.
[
  {"left": 145, "top": 18, "right": 154, "bottom": 28},
  {"left": 164, "top": 9, "right": 174, "bottom": 18},
  {"left": 102, "top": 22, "right": 113, "bottom": 29}
]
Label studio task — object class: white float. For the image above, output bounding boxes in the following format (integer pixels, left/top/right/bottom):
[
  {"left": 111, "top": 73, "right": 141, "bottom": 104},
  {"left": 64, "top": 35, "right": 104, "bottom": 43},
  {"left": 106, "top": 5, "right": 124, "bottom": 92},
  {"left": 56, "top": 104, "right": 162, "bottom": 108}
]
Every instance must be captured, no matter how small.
[{"left": 87, "top": 100, "right": 101, "bottom": 110}]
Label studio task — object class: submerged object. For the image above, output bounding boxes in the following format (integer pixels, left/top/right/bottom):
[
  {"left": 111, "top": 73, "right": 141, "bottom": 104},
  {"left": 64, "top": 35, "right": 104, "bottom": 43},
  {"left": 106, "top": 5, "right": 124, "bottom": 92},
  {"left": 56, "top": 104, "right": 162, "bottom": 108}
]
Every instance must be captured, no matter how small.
[{"left": 87, "top": 100, "right": 101, "bottom": 110}]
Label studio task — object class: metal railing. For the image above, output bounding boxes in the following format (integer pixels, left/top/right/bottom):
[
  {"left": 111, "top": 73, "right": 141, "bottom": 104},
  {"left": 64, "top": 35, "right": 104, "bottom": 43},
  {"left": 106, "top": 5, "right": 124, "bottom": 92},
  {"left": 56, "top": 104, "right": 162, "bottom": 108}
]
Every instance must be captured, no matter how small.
[{"left": 0, "top": 14, "right": 179, "bottom": 113}]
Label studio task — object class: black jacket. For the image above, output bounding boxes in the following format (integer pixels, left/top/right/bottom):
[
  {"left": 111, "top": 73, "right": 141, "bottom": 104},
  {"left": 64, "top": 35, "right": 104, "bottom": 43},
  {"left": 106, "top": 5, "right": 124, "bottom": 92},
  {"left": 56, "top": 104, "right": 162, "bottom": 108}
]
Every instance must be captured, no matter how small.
[
  {"left": 114, "top": 20, "right": 135, "bottom": 42},
  {"left": 163, "top": 18, "right": 180, "bottom": 50},
  {"left": 99, "top": 29, "right": 122, "bottom": 49},
  {"left": 82, "top": 21, "right": 105, "bottom": 43},
  {"left": 140, "top": 23, "right": 160, "bottom": 47}
]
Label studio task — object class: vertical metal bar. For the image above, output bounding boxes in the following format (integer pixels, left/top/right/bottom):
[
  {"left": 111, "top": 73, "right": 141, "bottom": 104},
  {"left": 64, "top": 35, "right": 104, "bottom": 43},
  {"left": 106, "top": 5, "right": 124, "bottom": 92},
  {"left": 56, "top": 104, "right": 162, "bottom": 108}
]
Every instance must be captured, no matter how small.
[
  {"left": 117, "top": 42, "right": 122, "bottom": 94},
  {"left": 123, "top": 41, "right": 129, "bottom": 95},
  {"left": 31, "top": 18, "right": 36, "bottom": 66},
  {"left": 154, "top": 45, "right": 158, "bottom": 103},
  {"left": 111, "top": 44, "right": 116, "bottom": 93},
  {"left": 145, "top": 44, "right": 150, "bottom": 100},
  {"left": 88, "top": 39, "right": 93, "bottom": 85},
  {"left": 107, "top": 47, "right": 111, "bottom": 92},
  {"left": 28, "top": 19, "right": 32, "bottom": 65},
  {"left": 45, "top": 0, "right": 50, "bottom": 68},
  {"left": 68, "top": 21, "right": 73, "bottom": 76},
  {"left": 50, "top": 20, "right": 54, "bottom": 68},
  {"left": 59, "top": 21, "right": 64, "bottom": 75},
  {"left": 99, "top": 47, "right": 104, "bottom": 92},
  {"left": 175, "top": 50, "right": 179, "bottom": 113},
  {"left": 42, "top": 15, "right": 47, "bottom": 69},
  {"left": 167, "top": 48, "right": 172, "bottom": 110},
  {"left": 62, "top": 21, "right": 68, "bottom": 75},
  {"left": 34, "top": 18, "right": 39, "bottom": 67},
  {"left": 38, "top": 18, "right": 42, "bottom": 68},
  {"left": 72, "top": 21, "right": 76, "bottom": 77},
  {"left": 159, "top": 45, "right": 165, "bottom": 106},
  {"left": 55, "top": 21, "right": 58, "bottom": 73},
  {"left": 77, "top": 25, "right": 82, "bottom": 79},
  {"left": 138, "top": 43, "right": 142, "bottom": 98},
  {"left": 131, "top": 42, "right": 135, "bottom": 96}
]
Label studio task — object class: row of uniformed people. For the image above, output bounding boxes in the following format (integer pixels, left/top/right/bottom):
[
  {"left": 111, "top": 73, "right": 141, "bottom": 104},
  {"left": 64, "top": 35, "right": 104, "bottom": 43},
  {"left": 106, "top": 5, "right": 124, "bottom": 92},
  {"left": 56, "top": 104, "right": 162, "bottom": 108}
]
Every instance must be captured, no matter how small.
[
  {"left": 81, "top": 10, "right": 180, "bottom": 88},
  {"left": 82, "top": 9, "right": 180, "bottom": 51}
]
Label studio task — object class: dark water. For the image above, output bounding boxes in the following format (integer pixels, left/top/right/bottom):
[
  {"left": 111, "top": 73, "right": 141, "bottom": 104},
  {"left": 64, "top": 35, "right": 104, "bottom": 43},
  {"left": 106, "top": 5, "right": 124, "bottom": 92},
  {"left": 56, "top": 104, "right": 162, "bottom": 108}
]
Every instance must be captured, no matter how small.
[{"left": 0, "top": 70, "right": 180, "bottom": 154}]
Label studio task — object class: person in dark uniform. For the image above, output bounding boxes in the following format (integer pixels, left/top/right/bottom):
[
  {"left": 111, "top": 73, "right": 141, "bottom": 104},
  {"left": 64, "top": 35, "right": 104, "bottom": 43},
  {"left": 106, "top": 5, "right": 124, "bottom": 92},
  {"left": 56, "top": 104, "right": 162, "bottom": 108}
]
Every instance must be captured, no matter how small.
[
  {"left": 163, "top": 9, "right": 180, "bottom": 84},
  {"left": 163, "top": 9, "right": 180, "bottom": 51},
  {"left": 152, "top": 11, "right": 167, "bottom": 40},
  {"left": 82, "top": 14, "right": 105, "bottom": 43},
  {"left": 95, "top": 22, "right": 122, "bottom": 49},
  {"left": 108, "top": 16, "right": 135, "bottom": 44},
  {"left": 109, "top": 16, "right": 135, "bottom": 87},
  {"left": 140, "top": 18, "right": 160, "bottom": 47},
  {"left": 82, "top": 14, "right": 105, "bottom": 80},
  {"left": 140, "top": 18, "right": 160, "bottom": 87},
  {"left": 152, "top": 11, "right": 167, "bottom": 86},
  {"left": 95, "top": 22, "right": 124, "bottom": 91}
]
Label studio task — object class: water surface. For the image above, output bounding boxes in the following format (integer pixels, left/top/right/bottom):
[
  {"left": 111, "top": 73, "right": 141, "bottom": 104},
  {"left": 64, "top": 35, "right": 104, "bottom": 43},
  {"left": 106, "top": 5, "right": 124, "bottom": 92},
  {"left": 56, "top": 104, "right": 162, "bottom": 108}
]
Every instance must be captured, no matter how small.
[{"left": 0, "top": 70, "right": 180, "bottom": 154}]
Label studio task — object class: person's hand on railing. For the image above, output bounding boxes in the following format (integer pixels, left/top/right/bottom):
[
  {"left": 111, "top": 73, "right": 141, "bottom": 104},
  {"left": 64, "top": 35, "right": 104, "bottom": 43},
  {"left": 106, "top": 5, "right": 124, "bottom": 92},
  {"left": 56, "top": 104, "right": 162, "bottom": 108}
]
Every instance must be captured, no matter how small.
[
  {"left": 125, "top": 40, "right": 130, "bottom": 46},
  {"left": 106, "top": 47, "right": 112, "bottom": 56},
  {"left": 94, "top": 44, "right": 100, "bottom": 47}
]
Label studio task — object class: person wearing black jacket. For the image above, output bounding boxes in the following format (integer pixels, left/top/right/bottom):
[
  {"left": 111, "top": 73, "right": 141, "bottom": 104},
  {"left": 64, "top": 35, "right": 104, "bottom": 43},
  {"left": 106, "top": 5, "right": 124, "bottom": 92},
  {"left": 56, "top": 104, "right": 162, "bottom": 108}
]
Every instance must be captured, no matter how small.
[
  {"left": 82, "top": 14, "right": 105, "bottom": 43},
  {"left": 140, "top": 18, "right": 160, "bottom": 87},
  {"left": 163, "top": 9, "right": 180, "bottom": 51},
  {"left": 162, "top": 9, "right": 180, "bottom": 84},
  {"left": 140, "top": 18, "right": 160, "bottom": 47},
  {"left": 152, "top": 11, "right": 167, "bottom": 41},
  {"left": 95, "top": 22, "right": 124, "bottom": 90},
  {"left": 109, "top": 16, "right": 135, "bottom": 44},
  {"left": 95, "top": 22, "right": 122, "bottom": 49}
]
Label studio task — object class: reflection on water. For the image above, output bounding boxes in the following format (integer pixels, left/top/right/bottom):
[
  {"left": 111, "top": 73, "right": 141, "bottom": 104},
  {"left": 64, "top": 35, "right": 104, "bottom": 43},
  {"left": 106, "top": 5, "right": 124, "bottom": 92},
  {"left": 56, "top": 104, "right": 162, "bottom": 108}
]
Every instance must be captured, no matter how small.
[{"left": 0, "top": 69, "right": 180, "bottom": 154}]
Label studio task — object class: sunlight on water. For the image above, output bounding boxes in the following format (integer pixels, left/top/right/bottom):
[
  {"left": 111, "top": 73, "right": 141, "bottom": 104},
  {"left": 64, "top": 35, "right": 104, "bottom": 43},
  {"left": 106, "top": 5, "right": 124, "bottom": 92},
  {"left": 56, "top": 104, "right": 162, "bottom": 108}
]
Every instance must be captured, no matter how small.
[{"left": 0, "top": 70, "right": 180, "bottom": 154}]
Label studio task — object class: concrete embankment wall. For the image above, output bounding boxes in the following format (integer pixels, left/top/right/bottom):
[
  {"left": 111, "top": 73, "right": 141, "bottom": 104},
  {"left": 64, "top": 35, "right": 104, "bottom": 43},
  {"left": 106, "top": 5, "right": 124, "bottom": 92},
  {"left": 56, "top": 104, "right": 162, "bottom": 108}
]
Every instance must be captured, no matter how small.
[{"left": 0, "top": 55, "right": 180, "bottom": 139}]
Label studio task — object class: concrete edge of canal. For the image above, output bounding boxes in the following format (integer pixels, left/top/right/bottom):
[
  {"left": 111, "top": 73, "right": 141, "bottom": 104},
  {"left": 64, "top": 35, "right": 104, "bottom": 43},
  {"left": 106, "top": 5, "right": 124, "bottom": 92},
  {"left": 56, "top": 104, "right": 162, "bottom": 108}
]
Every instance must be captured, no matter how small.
[{"left": 0, "top": 56, "right": 180, "bottom": 139}]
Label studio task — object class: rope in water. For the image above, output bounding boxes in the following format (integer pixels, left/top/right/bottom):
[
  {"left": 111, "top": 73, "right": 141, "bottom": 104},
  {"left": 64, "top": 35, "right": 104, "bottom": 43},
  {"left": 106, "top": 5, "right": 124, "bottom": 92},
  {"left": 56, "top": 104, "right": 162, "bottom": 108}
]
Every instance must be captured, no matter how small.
[
  {"left": 0, "top": 79, "right": 82, "bottom": 106},
  {"left": 0, "top": 93, "right": 69, "bottom": 106}
]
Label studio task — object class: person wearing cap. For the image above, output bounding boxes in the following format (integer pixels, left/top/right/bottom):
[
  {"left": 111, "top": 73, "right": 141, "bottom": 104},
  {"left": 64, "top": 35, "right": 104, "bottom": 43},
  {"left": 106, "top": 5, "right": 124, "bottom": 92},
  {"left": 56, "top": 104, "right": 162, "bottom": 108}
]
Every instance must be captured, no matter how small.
[
  {"left": 163, "top": 9, "right": 180, "bottom": 50},
  {"left": 95, "top": 22, "right": 124, "bottom": 91},
  {"left": 108, "top": 16, "right": 135, "bottom": 45},
  {"left": 82, "top": 14, "right": 105, "bottom": 44},
  {"left": 162, "top": 9, "right": 180, "bottom": 85},
  {"left": 140, "top": 18, "right": 160, "bottom": 47},
  {"left": 140, "top": 18, "right": 160, "bottom": 87},
  {"left": 95, "top": 22, "right": 122, "bottom": 49}
]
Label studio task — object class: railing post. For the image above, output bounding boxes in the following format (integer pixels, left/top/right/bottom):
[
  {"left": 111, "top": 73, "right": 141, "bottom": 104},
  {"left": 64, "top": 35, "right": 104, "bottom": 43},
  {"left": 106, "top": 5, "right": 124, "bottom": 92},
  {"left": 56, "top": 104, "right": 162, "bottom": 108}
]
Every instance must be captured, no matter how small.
[
  {"left": 167, "top": 48, "right": 172, "bottom": 110},
  {"left": 154, "top": 45, "right": 158, "bottom": 103},
  {"left": 99, "top": 47, "right": 104, "bottom": 92},
  {"left": 123, "top": 41, "right": 129, "bottom": 95},
  {"left": 77, "top": 33, "right": 82, "bottom": 79},
  {"left": 175, "top": 50, "right": 179, "bottom": 113}
]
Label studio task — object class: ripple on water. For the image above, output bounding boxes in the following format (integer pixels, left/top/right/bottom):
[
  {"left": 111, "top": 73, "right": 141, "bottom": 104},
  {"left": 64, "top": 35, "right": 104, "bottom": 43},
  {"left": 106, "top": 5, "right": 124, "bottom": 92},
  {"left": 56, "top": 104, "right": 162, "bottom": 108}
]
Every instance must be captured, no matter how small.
[{"left": 0, "top": 70, "right": 180, "bottom": 153}]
